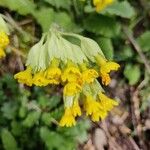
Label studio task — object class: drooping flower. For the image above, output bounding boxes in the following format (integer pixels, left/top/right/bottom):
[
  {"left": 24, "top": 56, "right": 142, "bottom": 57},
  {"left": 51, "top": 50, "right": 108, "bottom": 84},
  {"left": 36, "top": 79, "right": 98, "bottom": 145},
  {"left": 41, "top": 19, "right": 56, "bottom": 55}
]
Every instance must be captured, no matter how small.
[
  {"left": 95, "top": 54, "right": 120, "bottom": 85},
  {"left": 98, "top": 92, "right": 118, "bottom": 111},
  {"left": 93, "top": 0, "right": 114, "bottom": 12},
  {"left": 14, "top": 67, "right": 33, "bottom": 86},
  {"left": 59, "top": 107, "right": 76, "bottom": 127},
  {"left": 84, "top": 95, "right": 102, "bottom": 116}
]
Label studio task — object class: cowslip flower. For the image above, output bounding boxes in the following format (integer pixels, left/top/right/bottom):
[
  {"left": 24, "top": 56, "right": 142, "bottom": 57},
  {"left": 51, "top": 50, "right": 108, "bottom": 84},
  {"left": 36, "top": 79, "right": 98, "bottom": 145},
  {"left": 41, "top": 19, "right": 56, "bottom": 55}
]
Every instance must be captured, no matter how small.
[
  {"left": 14, "top": 25, "right": 119, "bottom": 127},
  {"left": 93, "top": 0, "right": 114, "bottom": 12}
]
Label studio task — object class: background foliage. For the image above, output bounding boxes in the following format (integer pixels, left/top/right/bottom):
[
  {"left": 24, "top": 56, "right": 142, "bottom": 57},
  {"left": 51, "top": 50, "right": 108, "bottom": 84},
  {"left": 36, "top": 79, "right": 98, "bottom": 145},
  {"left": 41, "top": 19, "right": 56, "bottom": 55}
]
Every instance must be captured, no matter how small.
[{"left": 0, "top": 0, "right": 150, "bottom": 149}]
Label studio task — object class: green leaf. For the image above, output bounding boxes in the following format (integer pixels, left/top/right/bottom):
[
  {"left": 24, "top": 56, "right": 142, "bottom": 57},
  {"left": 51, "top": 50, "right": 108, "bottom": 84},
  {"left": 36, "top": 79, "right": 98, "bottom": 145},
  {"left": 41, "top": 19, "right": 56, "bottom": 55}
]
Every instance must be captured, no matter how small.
[
  {"left": 41, "top": 113, "right": 52, "bottom": 125},
  {"left": 1, "top": 102, "right": 18, "bottom": 120},
  {"left": 124, "top": 64, "right": 141, "bottom": 85},
  {"left": 0, "top": 0, "right": 36, "bottom": 15},
  {"left": 33, "top": 9, "right": 81, "bottom": 32},
  {"left": 117, "top": 46, "right": 134, "bottom": 61},
  {"left": 97, "top": 37, "right": 114, "bottom": 60},
  {"left": 40, "top": 127, "right": 64, "bottom": 149},
  {"left": 44, "top": 0, "right": 71, "bottom": 10},
  {"left": 103, "top": 1, "right": 135, "bottom": 18},
  {"left": 83, "top": 14, "right": 121, "bottom": 37},
  {"left": 1, "top": 129, "right": 18, "bottom": 150},
  {"left": 33, "top": 8, "right": 55, "bottom": 32},
  {"left": 54, "top": 12, "right": 81, "bottom": 32},
  {"left": 137, "top": 31, "right": 150, "bottom": 52},
  {"left": 22, "top": 111, "right": 41, "bottom": 128},
  {"left": 11, "top": 121, "right": 22, "bottom": 137}
]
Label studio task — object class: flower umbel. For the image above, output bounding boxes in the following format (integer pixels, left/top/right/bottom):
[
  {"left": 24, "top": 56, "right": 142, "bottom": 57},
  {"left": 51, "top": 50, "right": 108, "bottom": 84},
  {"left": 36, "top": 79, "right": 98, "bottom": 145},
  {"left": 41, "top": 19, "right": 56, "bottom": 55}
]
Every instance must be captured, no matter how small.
[{"left": 14, "top": 25, "right": 120, "bottom": 127}]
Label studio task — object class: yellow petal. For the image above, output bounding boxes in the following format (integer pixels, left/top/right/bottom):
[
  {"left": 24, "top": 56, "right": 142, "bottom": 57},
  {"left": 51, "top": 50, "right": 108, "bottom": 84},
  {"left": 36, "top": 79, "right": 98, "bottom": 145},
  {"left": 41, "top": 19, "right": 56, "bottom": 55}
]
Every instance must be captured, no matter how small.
[
  {"left": 45, "top": 67, "right": 61, "bottom": 84},
  {"left": 63, "top": 82, "right": 82, "bottom": 96},
  {"left": 0, "top": 31, "right": 9, "bottom": 48},
  {"left": 59, "top": 108, "right": 76, "bottom": 127},
  {"left": 82, "top": 69, "right": 98, "bottom": 83},
  {"left": 14, "top": 67, "right": 33, "bottom": 86}
]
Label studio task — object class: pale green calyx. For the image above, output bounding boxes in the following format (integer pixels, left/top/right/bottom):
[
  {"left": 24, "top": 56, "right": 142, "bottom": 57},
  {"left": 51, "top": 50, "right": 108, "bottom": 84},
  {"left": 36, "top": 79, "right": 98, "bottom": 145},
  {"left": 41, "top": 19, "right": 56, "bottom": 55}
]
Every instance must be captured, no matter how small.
[{"left": 26, "top": 25, "right": 105, "bottom": 72}]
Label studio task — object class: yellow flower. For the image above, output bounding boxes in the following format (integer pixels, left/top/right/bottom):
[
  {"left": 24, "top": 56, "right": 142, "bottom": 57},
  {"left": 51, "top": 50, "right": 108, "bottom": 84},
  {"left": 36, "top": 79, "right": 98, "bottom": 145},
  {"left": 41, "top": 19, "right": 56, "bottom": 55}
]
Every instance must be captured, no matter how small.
[
  {"left": 84, "top": 95, "right": 102, "bottom": 116},
  {"left": 44, "top": 67, "right": 61, "bottom": 84},
  {"left": 72, "top": 99, "right": 81, "bottom": 117},
  {"left": 14, "top": 67, "right": 33, "bottom": 86},
  {"left": 59, "top": 107, "right": 76, "bottom": 127},
  {"left": 0, "top": 31, "right": 9, "bottom": 48},
  {"left": 98, "top": 92, "right": 118, "bottom": 111},
  {"left": 82, "top": 69, "right": 98, "bottom": 83},
  {"left": 63, "top": 82, "right": 82, "bottom": 96},
  {"left": 100, "top": 61, "right": 120, "bottom": 85},
  {"left": 61, "top": 67, "right": 82, "bottom": 83},
  {"left": 91, "top": 109, "right": 107, "bottom": 122},
  {"left": 93, "top": 0, "right": 114, "bottom": 12},
  {"left": 96, "top": 54, "right": 120, "bottom": 85},
  {"left": 0, "top": 47, "right": 6, "bottom": 58},
  {"left": 33, "top": 71, "right": 49, "bottom": 86}
]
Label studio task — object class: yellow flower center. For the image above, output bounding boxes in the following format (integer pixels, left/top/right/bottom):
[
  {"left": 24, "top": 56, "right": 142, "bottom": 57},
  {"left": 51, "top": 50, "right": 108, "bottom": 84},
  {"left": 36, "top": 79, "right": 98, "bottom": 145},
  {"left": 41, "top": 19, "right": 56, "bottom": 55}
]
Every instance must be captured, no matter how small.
[
  {"left": 0, "top": 31, "right": 9, "bottom": 48},
  {"left": 14, "top": 67, "right": 33, "bottom": 86},
  {"left": 44, "top": 67, "right": 61, "bottom": 84},
  {"left": 63, "top": 82, "right": 82, "bottom": 96},
  {"left": 33, "top": 71, "right": 49, "bottom": 86},
  {"left": 59, "top": 107, "right": 76, "bottom": 127}
]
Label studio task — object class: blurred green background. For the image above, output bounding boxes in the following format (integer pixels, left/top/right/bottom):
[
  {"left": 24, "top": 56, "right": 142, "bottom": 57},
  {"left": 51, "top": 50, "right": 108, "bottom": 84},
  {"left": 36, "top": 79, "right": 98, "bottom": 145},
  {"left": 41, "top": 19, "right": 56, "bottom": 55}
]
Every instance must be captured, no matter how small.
[{"left": 0, "top": 0, "right": 150, "bottom": 149}]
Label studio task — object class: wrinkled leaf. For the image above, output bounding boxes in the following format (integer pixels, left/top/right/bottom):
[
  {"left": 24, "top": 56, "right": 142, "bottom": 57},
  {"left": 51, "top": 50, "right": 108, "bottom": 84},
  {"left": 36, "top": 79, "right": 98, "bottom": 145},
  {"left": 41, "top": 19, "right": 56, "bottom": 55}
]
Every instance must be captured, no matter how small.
[
  {"left": 124, "top": 64, "right": 141, "bottom": 85},
  {"left": 1, "top": 129, "right": 18, "bottom": 150},
  {"left": 137, "top": 31, "right": 150, "bottom": 52},
  {"left": 84, "top": 14, "right": 121, "bottom": 37},
  {"left": 103, "top": 1, "right": 135, "bottom": 18},
  {"left": 97, "top": 37, "right": 114, "bottom": 60}
]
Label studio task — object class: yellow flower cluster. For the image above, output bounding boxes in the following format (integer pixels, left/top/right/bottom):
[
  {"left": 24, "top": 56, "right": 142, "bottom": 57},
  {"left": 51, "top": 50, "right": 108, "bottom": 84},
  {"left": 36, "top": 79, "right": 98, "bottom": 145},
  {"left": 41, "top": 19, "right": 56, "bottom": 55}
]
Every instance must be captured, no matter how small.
[
  {"left": 14, "top": 27, "right": 119, "bottom": 127},
  {"left": 0, "top": 31, "right": 9, "bottom": 58},
  {"left": 93, "top": 0, "right": 114, "bottom": 12}
]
